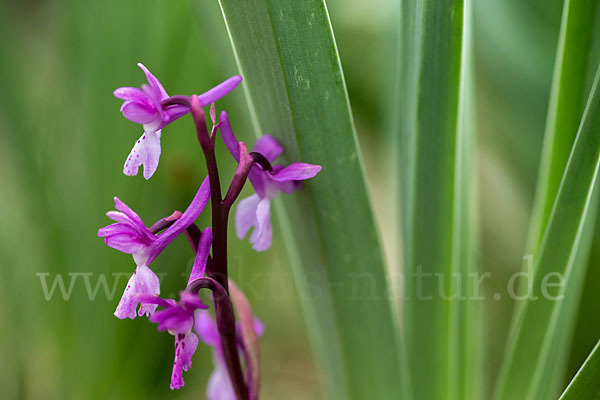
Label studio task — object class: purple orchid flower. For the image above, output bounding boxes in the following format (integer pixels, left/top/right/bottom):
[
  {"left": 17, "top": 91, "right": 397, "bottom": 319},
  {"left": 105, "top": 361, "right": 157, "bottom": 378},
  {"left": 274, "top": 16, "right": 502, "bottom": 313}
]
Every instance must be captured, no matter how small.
[
  {"left": 218, "top": 111, "right": 322, "bottom": 251},
  {"left": 138, "top": 291, "right": 208, "bottom": 390},
  {"left": 195, "top": 309, "right": 265, "bottom": 400},
  {"left": 114, "top": 63, "right": 242, "bottom": 179},
  {"left": 97, "top": 176, "right": 210, "bottom": 319},
  {"left": 135, "top": 228, "right": 213, "bottom": 390}
]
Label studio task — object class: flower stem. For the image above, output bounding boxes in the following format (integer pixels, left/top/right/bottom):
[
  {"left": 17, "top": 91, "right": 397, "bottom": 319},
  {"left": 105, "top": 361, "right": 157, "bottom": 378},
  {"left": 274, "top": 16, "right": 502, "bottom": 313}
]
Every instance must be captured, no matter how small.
[{"left": 189, "top": 96, "right": 249, "bottom": 400}]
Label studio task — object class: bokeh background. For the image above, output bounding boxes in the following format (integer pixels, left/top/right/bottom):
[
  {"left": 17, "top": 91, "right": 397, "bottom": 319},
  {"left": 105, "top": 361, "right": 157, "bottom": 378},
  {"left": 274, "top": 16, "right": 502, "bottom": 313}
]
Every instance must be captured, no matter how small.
[{"left": 0, "top": 0, "right": 598, "bottom": 398}]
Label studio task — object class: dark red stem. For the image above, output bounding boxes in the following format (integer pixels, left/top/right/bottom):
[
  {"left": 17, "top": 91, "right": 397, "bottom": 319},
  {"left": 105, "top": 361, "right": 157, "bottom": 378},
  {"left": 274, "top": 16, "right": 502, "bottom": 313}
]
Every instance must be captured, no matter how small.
[{"left": 188, "top": 95, "right": 249, "bottom": 400}]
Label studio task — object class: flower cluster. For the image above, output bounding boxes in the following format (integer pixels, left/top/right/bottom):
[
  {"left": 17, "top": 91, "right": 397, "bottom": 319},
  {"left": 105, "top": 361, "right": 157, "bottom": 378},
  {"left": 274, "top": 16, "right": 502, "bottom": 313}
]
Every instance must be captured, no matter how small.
[{"left": 98, "top": 64, "right": 321, "bottom": 399}]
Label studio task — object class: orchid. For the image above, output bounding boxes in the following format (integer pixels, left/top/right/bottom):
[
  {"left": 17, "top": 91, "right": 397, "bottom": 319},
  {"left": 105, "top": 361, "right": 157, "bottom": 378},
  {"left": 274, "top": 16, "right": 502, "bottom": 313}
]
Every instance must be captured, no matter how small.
[
  {"left": 114, "top": 63, "right": 242, "bottom": 179},
  {"left": 97, "top": 176, "right": 210, "bottom": 319},
  {"left": 219, "top": 111, "right": 322, "bottom": 251},
  {"left": 102, "top": 63, "right": 322, "bottom": 398},
  {"left": 138, "top": 291, "right": 208, "bottom": 390}
]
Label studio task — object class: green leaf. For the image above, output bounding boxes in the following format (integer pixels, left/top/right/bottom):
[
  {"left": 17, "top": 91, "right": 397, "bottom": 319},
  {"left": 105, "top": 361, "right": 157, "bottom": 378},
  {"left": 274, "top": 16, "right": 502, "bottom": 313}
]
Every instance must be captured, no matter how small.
[
  {"left": 216, "top": 1, "right": 408, "bottom": 399},
  {"left": 492, "top": 65, "right": 600, "bottom": 399},
  {"left": 527, "top": 0, "right": 600, "bottom": 256},
  {"left": 560, "top": 339, "right": 600, "bottom": 400},
  {"left": 494, "top": 1, "right": 600, "bottom": 398},
  {"left": 398, "top": 0, "right": 477, "bottom": 399}
]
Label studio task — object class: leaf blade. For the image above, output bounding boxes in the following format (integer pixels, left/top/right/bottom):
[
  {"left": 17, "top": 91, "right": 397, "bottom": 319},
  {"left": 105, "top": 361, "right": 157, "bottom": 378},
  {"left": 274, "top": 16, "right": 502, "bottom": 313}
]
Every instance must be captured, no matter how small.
[
  {"left": 217, "top": 1, "right": 408, "bottom": 398},
  {"left": 494, "top": 1, "right": 600, "bottom": 397},
  {"left": 398, "top": 0, "right": 477, "bottom": 399},
  {"left": 493, "top": 64, "right": 600, "bottom": 400},
  {"left": 560, "top": 340, "right": 600, "bottom": 400}
]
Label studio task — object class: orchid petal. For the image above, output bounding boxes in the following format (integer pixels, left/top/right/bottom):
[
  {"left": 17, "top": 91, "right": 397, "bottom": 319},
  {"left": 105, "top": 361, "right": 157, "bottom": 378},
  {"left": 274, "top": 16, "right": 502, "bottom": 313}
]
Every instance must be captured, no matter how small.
[
  {"left": 123, "top": 130, "right": 162, "bottom": 180},
  {"left": 170, "top": 332, "right": 199, "bottom": 390},
  {"left": 269, "top": 162, "right": 322, "bottom": 182},
  {"left": 137, "top": 63, "right": 168, "bottom": 100},
  {"left": 103, "top": 233, "right": 145, "bottom": 254},
  {"left": 219, "top": 111, "right": 240, "bottom": 162},
  {"left": 235, "top": 194, "right": 261, "bottom": 240},
  {"left": 197, "top": 76, "right": 242, "bottom": 106},
  {"left": 114, "top": 87, "right": 148, "bottom": 102},
  {"left": 194, "top": 309, "right": 220, "bottom": 348},
  {"left": 97, "top": 222, "right": 138, "bottom": 238},
  {"left": 163, "top": 105, "right": 190, "bottom": 126},
  {"left": 152, "top": 308, "right": 195, "bottom": 333},
  {"left": 249, "top": 197, "right": 272, "bottom": 251},
  {"left": 121, "top": 101, "right": 158, "bottom": 124},
  {"left": 252, "top": 135, "right": 283, "bottom": 162},
  {"left": 114, "top": 265, "right": 160, "bottom": 320},
  {"left": 188, "top": 227, "right": 213, "bottom": 284},
  {"left": 136, "top": 294, "right": 175, "bottom": 309},
  {"left": 207, "top": 353, "right": 236, "bottom": 400},
  {"left": 248, "top": 166, "right": 267, "bottom": 197},
  {"left": 113, "top": 197, "right": 152, "bottom": 236},
  {"left": 254, "top": 318, "right": 266, "bottom": 337},
  {"left": 178, "top": 291, "right": 208, "bottom": 311}
]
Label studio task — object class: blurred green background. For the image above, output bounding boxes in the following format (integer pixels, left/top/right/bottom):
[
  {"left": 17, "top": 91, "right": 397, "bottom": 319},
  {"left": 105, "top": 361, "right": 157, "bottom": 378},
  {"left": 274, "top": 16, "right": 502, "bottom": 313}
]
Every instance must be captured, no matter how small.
[{"left": 0, "top": 0, "right": 598, "bottom": 398}]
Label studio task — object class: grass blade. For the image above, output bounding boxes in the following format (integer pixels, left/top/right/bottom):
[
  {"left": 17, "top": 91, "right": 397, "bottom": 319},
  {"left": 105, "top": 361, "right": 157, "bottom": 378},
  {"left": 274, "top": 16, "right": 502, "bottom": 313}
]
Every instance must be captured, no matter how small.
[
  {"left": 494, "top": 1, "right": 600, "bottom": 398},
  {"left": 559, "top": 340, "right": 600, "bottom": 400},
  {"left": 527, "top": 0, "right": 600, "bottom": 256},
  {"left": 217, "top": 1, "right": 407, "bottom": 398},
  {"left": 493, "top": 64, "right": 600, "bottom": 399},
  {"left": 398, "top": 0, "right": 477, "bottom": 399}
]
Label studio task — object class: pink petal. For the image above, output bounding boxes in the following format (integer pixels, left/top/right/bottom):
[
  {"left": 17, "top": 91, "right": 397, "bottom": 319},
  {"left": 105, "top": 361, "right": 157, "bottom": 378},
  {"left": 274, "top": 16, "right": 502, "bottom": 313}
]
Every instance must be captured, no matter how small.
[
  {"left": 114, "top": 265, "right": 160, "bottom": 320},
  {"left": 218, "top": 111, "right": 240, "bottom": 162},
  {"left": 113, "top": 197, "right": 152, "bottom": 236},
  {"left": 136, "top": 294, "right": 175, "bottom": 309},
  {"left": 194, "top": 309, "right": 220, "bottom": 347},
  {"left": 269, "top": 163, "right": 321, "bottom": 182},
  {"left": 137, "top": 63, "right": 168, "bottom": 100},
  {"left": 97, "top": 222, "right": 137, "bottom": 238},
  {"left": 207, "top": 353, "right": 236, "bottom": 400},
  {"left": 235, "top": 194, "right": 261, "bottom": 240},
  {"left": 105, "top": 211, "right": 131, "bottom": 225},
  {"left": 123, "top": 130, "right": 162, "bottom": 180},
  {"left": 103, "top": 233, "right": 145, "bottom": 254},
  {"left": 248, "top": 166, "right": 267, "bottom": 197},
  {"left": 249, "top": 197, "right": 272, "bottom": 251},
  {"left": 188, "top": 227, "right": 213, "bottom": 284},
  {"left": 170, "top": 332, "right": 199, "bottom": 390},
  {"left": 252, "top": 135, "right": 283, "bottom": 162},
  {"left": 254, "top": 318, "right": 265, "bottom": 337},
  {"left": 196, "top": 75, "right": 242, "bottom": 106},
  {"left": 121, "top": 101, "right": 158, "bottom": 124},
  {"left": 114, "top": 87, "right": 148, "bottom": 102},
  {"left": 163, "top": 105, "right": 190, "bottom": 125}
]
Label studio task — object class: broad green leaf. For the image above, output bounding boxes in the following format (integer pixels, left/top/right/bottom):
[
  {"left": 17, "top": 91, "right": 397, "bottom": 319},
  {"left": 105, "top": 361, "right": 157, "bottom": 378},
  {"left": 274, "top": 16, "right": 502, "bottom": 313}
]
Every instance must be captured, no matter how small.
[
  {"left": 492, "top": 65, "right": 600, "bottom": 399},
  {"left": 217, "top": 1, "right": 407, "bottom": 399},
  {"left": 494, "top": 1, "right": 600, "bottom": 398},
  {"left": 560, "top": 339, "right": 600, "bottom": 400},
  {"left": 398, "top": 1, "right": 477, "bottom": 399}
]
